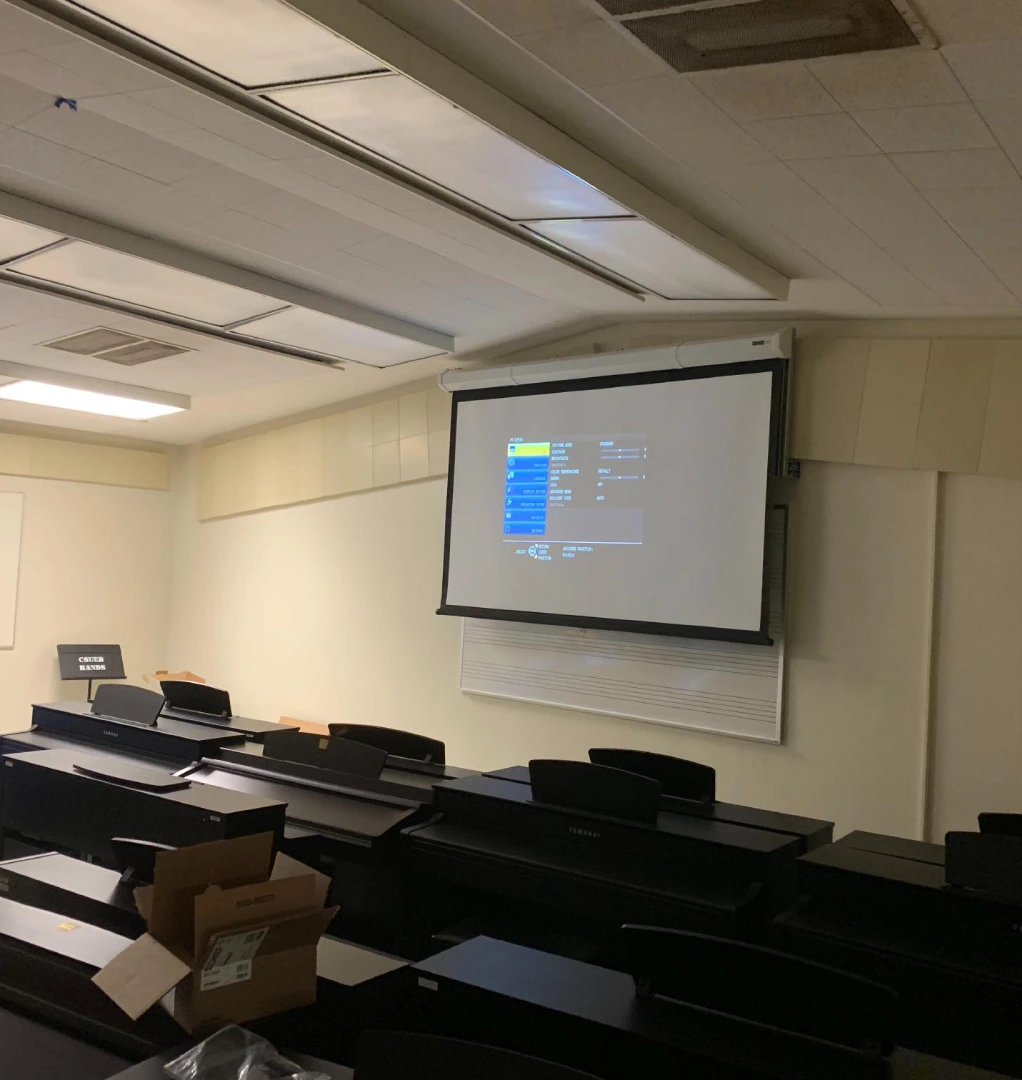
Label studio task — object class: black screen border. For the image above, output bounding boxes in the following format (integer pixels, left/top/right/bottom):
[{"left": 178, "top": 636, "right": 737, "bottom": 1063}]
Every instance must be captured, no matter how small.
[{"left": 437, "top": 356, "right": 788, "bottom": 646}]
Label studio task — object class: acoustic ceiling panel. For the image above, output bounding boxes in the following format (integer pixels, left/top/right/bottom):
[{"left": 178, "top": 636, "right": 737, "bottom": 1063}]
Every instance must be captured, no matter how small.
[
  {"left": 528, "top": 218, "right": 774, "bottom": 300},
  {"left": 233, "top": 305, "right": 444, "bottom": 367},
  {"left": 0, "top": 216, "right": 62, "bottom": 263},
  {"left": 9, "top": 241, "right": 283, "bottom": 326},
  {"left": 75, "top": 0, "right": 385, "bottom": 87},
  {"left": 269, "top": 73, "right": 625, "bottom": 221}
]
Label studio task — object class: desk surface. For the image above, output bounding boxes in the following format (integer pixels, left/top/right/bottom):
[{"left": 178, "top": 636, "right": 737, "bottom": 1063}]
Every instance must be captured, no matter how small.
[{"left": 105, "top": 1047, "right": 352, "bottom": 1079}]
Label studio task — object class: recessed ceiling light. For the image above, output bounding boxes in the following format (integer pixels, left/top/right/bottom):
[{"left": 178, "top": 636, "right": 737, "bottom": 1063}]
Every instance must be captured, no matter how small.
[
  {"left": 0, "top": 216, "right": 62, "bottom": 263},
  {"left": 74, "top": 0, "right": 385, "bottom": 87},
  {"left": 0, "top": 381, "right": 185, "bottom": 420},
  {"left": 269, "top": 74, "right": 625, "bottom": 221},
  {"left": 527, "top": 218, "right": 773, "bottom": 300},
  {"left": 9, "top": 241, "right": 282, "bottom": 326},
  {"left": 232, "top": 306, "right": 443, "bottom": 367}
]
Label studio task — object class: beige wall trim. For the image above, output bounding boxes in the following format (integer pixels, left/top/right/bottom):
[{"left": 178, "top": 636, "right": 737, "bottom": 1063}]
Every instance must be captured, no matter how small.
[
  {"left": 197, "top": 331, "right": 1022, "bottom": 521},
  {"left": 197, "top": 386, "right": 450, "bottom": 520},
  {"left": 0, "top": 430, "right": 169, "bottom": 490}
]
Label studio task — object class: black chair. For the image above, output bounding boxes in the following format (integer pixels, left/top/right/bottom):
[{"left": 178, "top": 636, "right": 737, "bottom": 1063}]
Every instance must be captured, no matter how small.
[
  {"left": 328, "top": 724, "right": 445, "bottom": 765},
  {"left": 355, "top": 1031, "right": 604, "bottom": 1080}
]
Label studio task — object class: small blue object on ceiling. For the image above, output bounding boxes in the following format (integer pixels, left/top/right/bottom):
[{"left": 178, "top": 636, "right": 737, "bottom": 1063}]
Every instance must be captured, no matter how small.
[{"left": 54, "top": 96, "right": 78, "bottom": 111}]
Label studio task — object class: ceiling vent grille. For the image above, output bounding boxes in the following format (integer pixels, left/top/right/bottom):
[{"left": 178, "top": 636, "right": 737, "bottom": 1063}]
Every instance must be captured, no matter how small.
[
  {"left": 41, "top": 327, "right": 192, "bottom": 366},
  {"left": 595, "top": 0, "right": 932, "bottom": 74}
]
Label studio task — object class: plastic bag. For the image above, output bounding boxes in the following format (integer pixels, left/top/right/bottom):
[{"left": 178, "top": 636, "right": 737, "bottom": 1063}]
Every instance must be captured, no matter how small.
[{"left": 164, "top": 1025, "right": 330, "bottom": 1080}]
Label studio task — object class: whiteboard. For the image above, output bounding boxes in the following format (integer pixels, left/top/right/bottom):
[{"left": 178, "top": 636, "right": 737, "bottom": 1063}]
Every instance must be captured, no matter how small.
[
  {"left": 459, "top": 506, "right": 787, "bottom": 743},
  {"left": 0, "top": 492, "right": 24, "bottom": 648}
]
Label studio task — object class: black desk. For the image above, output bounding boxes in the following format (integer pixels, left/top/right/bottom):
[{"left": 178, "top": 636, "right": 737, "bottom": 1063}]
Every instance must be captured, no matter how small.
[
  {"left": 775, "top": 831, "right": 1022, "bottom": 1077},
  {"left": 107, "top": 1047, "right": 352, "bottom": 1079},
  {"left": 0, "top": 895, "right": 183, "bottom": 1058},
  {"left": 405, "top": 773, "right": 802, "bottom": 954},
  {"left": 29, "top": 700, "right": 245, "bottom": 759},
  {"left": 0, "top": 1002, "right": 129, "bottom": 1080},
  {"left": 411, "top": 937, "right": 1014, "bottom": 1080}
]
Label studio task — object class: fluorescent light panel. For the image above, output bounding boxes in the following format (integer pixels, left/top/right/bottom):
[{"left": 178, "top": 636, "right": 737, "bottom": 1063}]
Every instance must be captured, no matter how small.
[
  {"left": 235, "top": 306, "right": 441, "bottom": 367},
  {"left": 75, "top": 0, "right": 384, "bottom": 87},
  {"left": 527, "top": 218, "right": 774, "bottom": 300},
  {"left": 0, "top": 380, "right": 184, "bottom": 419},
  {"left": 9, "top": 241, "right": 282, "bottom": 326},
  {"left": 0, "top": 215, "right": 62, "bottom": 262},
  {"left": 269, "top": 74, "right": 624, "bottom": 221}
]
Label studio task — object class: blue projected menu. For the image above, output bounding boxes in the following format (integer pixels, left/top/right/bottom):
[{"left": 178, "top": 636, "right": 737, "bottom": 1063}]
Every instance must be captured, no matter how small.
[{"left": 504, "top": 441, "right": 550, "bottom": 535}]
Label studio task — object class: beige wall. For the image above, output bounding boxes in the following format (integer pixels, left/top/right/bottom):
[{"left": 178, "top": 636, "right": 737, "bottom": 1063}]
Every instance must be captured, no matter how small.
[
  {"left": 930, "top": 474, "right": 1022, "bottom": 837},
  {"left": 0, "top": 472, "right": 173, "bottom": 732},
  {"left": 166, "top": 452, "right": 935, "bottom": 838}
]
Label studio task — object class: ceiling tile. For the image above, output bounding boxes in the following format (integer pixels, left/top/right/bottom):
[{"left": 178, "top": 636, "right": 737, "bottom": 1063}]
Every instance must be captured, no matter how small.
[
  {"left": 197, "top": 116, "right": 313, "bottom": 161},
  {"left": 241, "top": 229, "right": 334, "bottom": 267},
  {"left": 17, "top": 102, "right": 132, "bottom": 154},
  {"left": 294, "top": 156, "right": 438, "bottom": 217},
  {"left": 460, "top": 0, "right": 595, "bottom": 37},
  {"left": 743, "top": 114, "right": 879, "bottom": 160},
  {"left": 160, "top": 128, "right": 267, "bottom": 168},
  {"left": 710, "top": 162, "right": 940, "bottom": 306},
  {"left": 514, "top": 20, "right": 666, "bottom": 88},
  {"left": 891, "top": 148, "right": 1020, "bottom": 190},
  {"left": 122, "top": 186, "right": 223, "bottom": 228},
  {"left": 0, "top": 5, "right": 77, "bottom": 53},
  {"left": 852, "top": 104, "right": 996, "bottom": 153},
  {"left": 174, "top": 164, "right": 278, "bottom": 206},
  {"left": 808, "top": 50, "right": 966, "bottom": 110},
  {"left": 588, "top": 74, "right": 728, "bottom": 129},
  {"left": 81, "top": 93, "right": 194, "bottom": 135},
  {"left": 915, "top": 0, "right": 1022, "bottom": 42},
  {"left": 0, "top": 126, "right": 90, "bottom": 180},
  {"left": 241, "top": 192, "right": 332, "bottom": 230},
  {"left": 824, "top": 188, "right": 1017, "bottom": 305},
  {"left": 924, "top": 182, "right": 1022, "bottom": 227},
  {"left": 658, "top": 121, "right": 776, "bottom": 166},
  {"left": 690, "top": 62, "right": 841, "bottom": 122},
  {"left": 101, "top": 132, "right": 206, "bottom": 183},
  {"left": 790, "top": 154, "right": 915, "bottom": 197},
  {"left": 974, "top": 98, "right": 1022, "bottom": 171},
  {"left": 0, "top": 50, "right": 109, "bottom": 98},
  {"left": 289, "top": 214, "right": 384, "bottom": 251},
  {"left": 130, "top": 86, "right": 240, "bottom": 129},
  {"left": 943, "top": 40, "right": 1022, "bottom": 101},
  {"left": 201, "top": 210, "right": 288, "bottom": 251},
  {"left": 50, "top": 157, "right": 168, "bottom": 204},
  {"left": 36, "top": 40, "right": 166, "bottom": 93},
  {"left": 0, "top": 73, "right": 52, "bottom": 125}
]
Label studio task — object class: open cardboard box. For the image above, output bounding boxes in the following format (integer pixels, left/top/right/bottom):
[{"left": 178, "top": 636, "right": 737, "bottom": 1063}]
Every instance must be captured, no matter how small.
[
  {"left": 143, "top": 670, "right": 205, "bottom": 686},
  {"left": 93, "top": 833, "right": 337, "bottom": 1033}
]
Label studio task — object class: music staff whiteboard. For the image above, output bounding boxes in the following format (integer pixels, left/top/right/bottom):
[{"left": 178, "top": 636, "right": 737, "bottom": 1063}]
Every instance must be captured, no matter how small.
[
  {"left": 460, "top": 506, "right": 788, "bottom": 743},
  {"left": 0, "top": 492, "right": 24, "bottom": 648}
]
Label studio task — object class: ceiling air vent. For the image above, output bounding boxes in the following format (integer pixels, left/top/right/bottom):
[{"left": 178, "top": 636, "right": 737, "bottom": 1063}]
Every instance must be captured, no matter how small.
[
  {"left": 595, "top": 0, "right": 933, "bottom": 74},
  {"left": 41, "top": 327, "right": 192, "bottom": 366}
]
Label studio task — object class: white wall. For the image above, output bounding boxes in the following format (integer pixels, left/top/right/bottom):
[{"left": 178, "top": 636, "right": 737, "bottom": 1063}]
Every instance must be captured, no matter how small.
[
  {"left": 166, "top": 452, "right": 936, "bottom": 837},
  {"left": 930, "top": 474, "right": 1022, "bottom": 837},
  {"left": 0, "top": 473, "right": 173, "bottom": 731}
]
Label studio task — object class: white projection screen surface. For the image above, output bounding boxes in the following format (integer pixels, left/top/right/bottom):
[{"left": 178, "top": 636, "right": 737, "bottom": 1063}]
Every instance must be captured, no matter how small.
[{"left": 439, "top": 359, "right": 785, "bottom": 644}]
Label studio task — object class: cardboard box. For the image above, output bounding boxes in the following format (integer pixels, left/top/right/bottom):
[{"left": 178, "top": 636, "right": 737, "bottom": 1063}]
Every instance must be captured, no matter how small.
[
  {"left": 144, "top": 669, "right": 205, "bottom": 686},
  {"left": 280, "top": 714, "right": 330, "bottom": 736},
  {"left": 93, "top": 833, "right": 336, "bottom": 1033}
]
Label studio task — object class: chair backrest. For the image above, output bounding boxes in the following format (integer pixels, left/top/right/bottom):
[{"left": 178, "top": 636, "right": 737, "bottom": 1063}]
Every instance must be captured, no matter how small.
[
  {"left": 620, "top": 925, "right": 897, "bottom": 1055},
  {"left": 328, "top": 724, "right": 445, "bottom": 764},
  {"left": 355, "top": 1031, "right": 604, "bottom": 1080}
]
